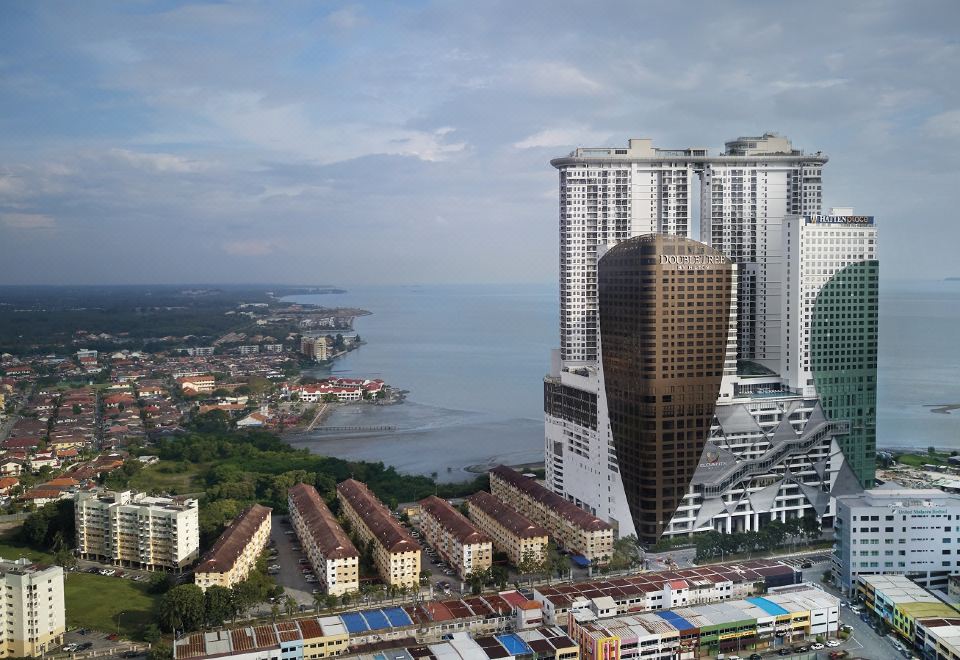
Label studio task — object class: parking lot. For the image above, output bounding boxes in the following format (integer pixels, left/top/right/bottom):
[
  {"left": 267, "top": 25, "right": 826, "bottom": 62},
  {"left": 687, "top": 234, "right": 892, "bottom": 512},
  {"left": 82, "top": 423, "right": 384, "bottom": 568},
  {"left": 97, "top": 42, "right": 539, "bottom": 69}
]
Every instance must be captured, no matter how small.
[
  {"left": 268, "top": 514, "right": 318, "bottom": 608},
  {"left": 56, "top": 628, "right": 146, "bottom": 659}
]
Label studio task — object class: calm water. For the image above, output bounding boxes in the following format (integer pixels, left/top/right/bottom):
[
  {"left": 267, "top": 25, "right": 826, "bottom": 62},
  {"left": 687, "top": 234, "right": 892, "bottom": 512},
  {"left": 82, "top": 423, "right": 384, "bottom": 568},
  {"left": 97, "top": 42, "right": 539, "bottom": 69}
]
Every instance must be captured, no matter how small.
[{"left": 286, "top": 280, "right": 960, "bottom": 481}]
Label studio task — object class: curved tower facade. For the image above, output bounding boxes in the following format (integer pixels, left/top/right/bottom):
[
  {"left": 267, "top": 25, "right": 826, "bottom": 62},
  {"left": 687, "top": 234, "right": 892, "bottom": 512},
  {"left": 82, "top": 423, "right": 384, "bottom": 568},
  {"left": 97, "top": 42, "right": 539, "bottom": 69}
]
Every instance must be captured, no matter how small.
[{"left": 598, "top": 235, "right": 736, "bottom": 543}]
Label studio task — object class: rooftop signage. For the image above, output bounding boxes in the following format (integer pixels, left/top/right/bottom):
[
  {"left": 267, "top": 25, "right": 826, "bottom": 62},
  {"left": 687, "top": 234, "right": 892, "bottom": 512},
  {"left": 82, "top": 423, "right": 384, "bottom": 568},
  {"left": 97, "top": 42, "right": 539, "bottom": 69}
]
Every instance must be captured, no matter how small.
[{"left": 806, "top": 215, "right": 874, "bottom": 225}]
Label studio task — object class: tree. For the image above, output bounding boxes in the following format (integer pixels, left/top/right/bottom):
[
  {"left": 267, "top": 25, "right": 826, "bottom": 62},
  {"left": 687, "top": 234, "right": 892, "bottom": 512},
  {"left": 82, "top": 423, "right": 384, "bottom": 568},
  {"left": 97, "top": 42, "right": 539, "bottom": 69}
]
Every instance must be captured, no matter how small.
[
  {"left": 158, "top": 584, "right": 205, "bottom": 633},
  {"left": 929, "top": 446, "right": 937, "bottom": 456},
  {"left": 800, "top": 514, "right": 821, "bottom": 543},
  {"left": 491, "top": 566, "right": 509, "bottom": 590},
  {"left": 148, "top": 572, "right": 175, "bottom": 595},
  {"left": 609, "top": 535, "right": 643, "bottom": 571},
  {"left": 284, "top": 595, "right": 297, "bottom": 617},
  {"left": 340, "top": 592, "right": 352, "bottom": 607},
  {"left": 517, "top": 549, "right": 540, "bottom": 578},
  {"left": 204, "top": 585, "right": 236, "bottom": 627},
  {"left": 142, "top": 624, "right": 162, "bottom": 644},
  {"left": 149, "top": 643, "right": 172, "bottom": 660},
  {"left": 53, "top": 548, "right": 78, "bottom": 572}
]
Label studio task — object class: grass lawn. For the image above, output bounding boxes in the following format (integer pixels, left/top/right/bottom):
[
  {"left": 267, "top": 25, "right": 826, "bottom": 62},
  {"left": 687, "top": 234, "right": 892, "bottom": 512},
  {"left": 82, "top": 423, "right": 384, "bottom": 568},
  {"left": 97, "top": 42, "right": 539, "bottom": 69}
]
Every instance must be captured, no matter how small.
[
  {"left": 64, "top": 573, "right": 159, "bottom": 639},
  {"left": 129, "top": 461, "right": 208, "bottom": 494},
  {"left": 896, "top": 452, "right": 949, "bottom": 467},
  {"left": 0, "top": 538, "right": 54, "bottom": 563}
]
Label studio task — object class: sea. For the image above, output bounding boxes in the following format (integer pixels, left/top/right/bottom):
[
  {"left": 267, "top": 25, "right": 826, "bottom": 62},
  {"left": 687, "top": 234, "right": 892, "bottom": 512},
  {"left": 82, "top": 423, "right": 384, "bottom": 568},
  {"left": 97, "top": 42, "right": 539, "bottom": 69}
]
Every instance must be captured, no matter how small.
[{"left": 284, "top": 280, "right": 960, "bottom": 482}]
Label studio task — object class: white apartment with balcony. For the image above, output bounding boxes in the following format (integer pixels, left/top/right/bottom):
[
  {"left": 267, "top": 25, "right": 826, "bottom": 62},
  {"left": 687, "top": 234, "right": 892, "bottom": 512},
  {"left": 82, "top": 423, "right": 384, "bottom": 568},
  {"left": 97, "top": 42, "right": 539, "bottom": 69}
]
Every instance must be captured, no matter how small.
[{"left": 75, "top": 490, "right": 199, "bottom": 570}]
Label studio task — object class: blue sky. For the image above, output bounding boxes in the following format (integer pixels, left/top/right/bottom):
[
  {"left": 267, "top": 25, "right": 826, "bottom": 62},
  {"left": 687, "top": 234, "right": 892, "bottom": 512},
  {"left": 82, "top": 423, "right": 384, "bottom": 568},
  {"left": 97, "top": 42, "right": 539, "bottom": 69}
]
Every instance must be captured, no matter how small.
[{"left": 1, "top": 0, "right": 958, "bottom": 284}]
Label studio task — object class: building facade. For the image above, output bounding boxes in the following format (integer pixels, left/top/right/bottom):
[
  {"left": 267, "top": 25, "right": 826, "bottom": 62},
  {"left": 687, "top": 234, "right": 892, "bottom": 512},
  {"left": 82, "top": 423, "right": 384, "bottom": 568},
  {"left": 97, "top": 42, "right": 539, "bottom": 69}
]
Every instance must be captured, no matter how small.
[
  {"left": 336, "top": 479, "right": 421, "bottom": 589},
  {"left": 288, "top": 484, "right": 359, "bottom": 597},
  {"left": 545, "top": 135, "right": 876, "bottom": 545},
  {"left": 194, "top": 503, "right": 272, "bottom": 592},
  {"left": 489, "top": 466, "right": 613, "bottom": 563},
  {"left": 465, "top": 491, "right": 549, "bottom": 567},
  {"left": 568, "top": 584, "right": 838, "bottom": 660},
  {"left": 75, "top": 490, "right": 200, "bottom": 570},
  {"left": 834, "top": 488, "right": 960, "bottom": 593},
  {"left": 418, "top": 496, "right": 492, "bottom": 581},
  {"left": 0, "top": 558, "right": 65, "bottom": 658},
  {"left": 598, "top": 235, "right": 736, "bottom": 543}
]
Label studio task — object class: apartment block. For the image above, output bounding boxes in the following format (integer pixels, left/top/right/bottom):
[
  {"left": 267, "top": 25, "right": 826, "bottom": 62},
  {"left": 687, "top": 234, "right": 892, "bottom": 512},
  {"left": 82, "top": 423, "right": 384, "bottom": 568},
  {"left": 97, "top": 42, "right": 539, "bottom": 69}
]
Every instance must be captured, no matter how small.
[
  {"left": 465, "top": 491, "right": 549, "bottom": 567},
  {"left": 75, "top": 490, "right": 200, "bottom": 570},
  {"left": 336, "top": 479, "right": 421, "bottom": 589},
  {"left": 194, "top": 504, "right": 272, "bottom": 592},
  {"left": 834, "top": 488, "right": 960, "bottom": 593},
  {"left": 288, "top": 484, "right": 359, "bottom": 596},
  {"left": 418, "top": 496, "right": 492, "bottom": 580},
  {"left": 0, "top": 558, "right": 65, "bottom": 657},
  {"left": 488, "top": 466, "right": 612, "bottom": 564}
]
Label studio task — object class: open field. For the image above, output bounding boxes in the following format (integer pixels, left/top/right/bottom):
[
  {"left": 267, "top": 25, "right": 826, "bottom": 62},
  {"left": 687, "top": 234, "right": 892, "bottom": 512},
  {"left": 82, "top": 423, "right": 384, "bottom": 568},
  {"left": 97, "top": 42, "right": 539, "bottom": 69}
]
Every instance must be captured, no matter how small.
[
  {"left": 64, "top": 573, "right": 159, "bottom": 638},
  {"left": 0, "top": 538, "right": 54, "bottom": 563},
  {"left": 129, "top": 461, "right": 209, "bottom": 494}
]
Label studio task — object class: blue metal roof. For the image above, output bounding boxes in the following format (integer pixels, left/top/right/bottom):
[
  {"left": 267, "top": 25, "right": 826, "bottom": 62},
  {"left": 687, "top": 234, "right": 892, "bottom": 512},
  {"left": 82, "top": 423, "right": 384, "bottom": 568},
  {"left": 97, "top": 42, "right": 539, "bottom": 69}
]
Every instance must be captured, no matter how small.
[
  {"left": 384, "top": 607, "right": 412, "bottom": 627},
  {"left": 496, "top": 634, "right": 532, "bottom": 656},
  {"left": 746, "top": 597, "right": 791, "bottom": 617},
  {"left": 362, "top": 609, "right": 390, "bottom": 630},
  {"left": 340, "top": 611, "right": 369, "bottom": 633},
  {"left": 570, "top": 554, "right": 591, "bottom": 568},
  {"left": 656, "top": 610, "right": 695, "bottom": 631}
]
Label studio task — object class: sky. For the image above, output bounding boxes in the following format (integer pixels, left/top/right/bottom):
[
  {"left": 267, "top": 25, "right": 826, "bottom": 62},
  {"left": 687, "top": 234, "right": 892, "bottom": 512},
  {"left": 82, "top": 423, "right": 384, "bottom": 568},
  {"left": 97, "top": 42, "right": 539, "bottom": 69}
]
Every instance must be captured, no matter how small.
[{"left": 1, "top": 0, "right": 958, "bottom": 285}]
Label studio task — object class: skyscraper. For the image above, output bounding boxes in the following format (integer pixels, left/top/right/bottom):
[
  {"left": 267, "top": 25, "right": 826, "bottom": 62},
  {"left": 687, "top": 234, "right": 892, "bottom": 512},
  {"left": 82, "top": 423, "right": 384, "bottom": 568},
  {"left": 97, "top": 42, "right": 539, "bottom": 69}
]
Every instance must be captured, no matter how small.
[
  {"left": 545, "top": 134, "right": 875, "bottom": 543},
  {"left": 598, "top": 235, "right": 736, "bottom": 543}
]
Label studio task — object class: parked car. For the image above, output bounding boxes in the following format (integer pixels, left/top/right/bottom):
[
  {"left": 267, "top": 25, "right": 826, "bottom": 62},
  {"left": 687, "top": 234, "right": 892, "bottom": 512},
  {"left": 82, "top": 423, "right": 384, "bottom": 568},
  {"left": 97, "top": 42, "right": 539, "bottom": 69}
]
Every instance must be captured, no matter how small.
[
  {"left": 77, "top": 642, "right": 94, "bottom": 651},
  {"left": 62, "top": 644, "right": 78, "bottom": 652},
  {"left": 826, "top": 640, "right": 841, "bottom": 647},
  {"left": 811, "top": 643, "right": 824, "bottom": 650},
  {"left": 750, "top": 654, "right": 762, "bottom": 660}
]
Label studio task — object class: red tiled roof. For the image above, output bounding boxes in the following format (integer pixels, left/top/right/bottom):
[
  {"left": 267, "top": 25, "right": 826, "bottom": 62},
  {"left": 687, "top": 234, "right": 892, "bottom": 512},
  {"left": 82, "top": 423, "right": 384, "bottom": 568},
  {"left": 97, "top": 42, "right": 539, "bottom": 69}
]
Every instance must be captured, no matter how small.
[
  {"left": 466, "top": 491, "right": 549, "bottom": 539},
  {"left": 337, "top": 479, "right": 421, "bottom": 554},
  {"left": 288, "top": 484, "right": 358, "bottom": 560},
  {"left": 419, "top": 495, "right": 490, "bottom": 545},
  {"left": 490, "top": 465, "right": 612, "bottom": 532},
  {"left": 195, "top": 504, "right": 272, "bottom": 575}
]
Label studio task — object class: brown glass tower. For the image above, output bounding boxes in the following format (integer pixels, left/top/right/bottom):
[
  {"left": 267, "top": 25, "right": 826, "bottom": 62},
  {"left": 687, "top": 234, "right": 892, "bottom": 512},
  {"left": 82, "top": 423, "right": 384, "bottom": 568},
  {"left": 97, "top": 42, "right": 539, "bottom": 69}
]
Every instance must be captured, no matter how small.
[{"left": 599, "top": 235, "right": 735, "bottom": 544}]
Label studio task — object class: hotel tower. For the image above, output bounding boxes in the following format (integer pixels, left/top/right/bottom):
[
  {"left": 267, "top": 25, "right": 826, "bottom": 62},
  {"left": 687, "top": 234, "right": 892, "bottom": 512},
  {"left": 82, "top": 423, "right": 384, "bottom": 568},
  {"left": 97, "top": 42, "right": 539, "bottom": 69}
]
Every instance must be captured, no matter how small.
[{"left": 544, "top": 134, "right": 877, "bottom": 544}]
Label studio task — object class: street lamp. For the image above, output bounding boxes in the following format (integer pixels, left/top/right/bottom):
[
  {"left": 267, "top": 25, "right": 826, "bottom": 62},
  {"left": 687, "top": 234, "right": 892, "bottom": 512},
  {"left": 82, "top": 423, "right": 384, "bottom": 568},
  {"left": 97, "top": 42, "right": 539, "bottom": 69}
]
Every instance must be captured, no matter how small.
[{"left": 117, "top": 611, "right": 126, "bottom": 636}]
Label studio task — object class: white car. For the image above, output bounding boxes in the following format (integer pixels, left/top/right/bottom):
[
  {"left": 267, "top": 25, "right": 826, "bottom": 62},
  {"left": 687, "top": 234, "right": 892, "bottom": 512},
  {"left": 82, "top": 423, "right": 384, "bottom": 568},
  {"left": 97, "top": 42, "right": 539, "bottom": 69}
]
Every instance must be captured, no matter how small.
[
  {"left": 811, "top": 643, "right": 824, "bottom": 650},
  {"left": 826, "top": 640, "right": 840, "bottom": 647}
]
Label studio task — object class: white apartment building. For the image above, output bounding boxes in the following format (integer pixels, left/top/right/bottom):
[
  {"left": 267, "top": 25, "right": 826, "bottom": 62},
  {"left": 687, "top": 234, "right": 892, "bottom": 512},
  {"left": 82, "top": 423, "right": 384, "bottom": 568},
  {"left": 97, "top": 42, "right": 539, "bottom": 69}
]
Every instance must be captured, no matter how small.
[
  {"left": 833, "top": 488, "right": 960, "bottom": 593},
  {"left": 0, "top": 558, "right": 65, "bottom": 657},
  {"left": 336, "top": 479, "right": 421, "bottom": 589},
  {"left": 75, "top": 490, "right": 200, "bottom": 570},
  {"left": 288, "top": 484, "right": 359, "bottom": 597},
  {"left": 418, "top": 495, "right": 492, "bottom": 580},
  {"left": 194, "top": 504, "right": 272, "bottom": 592}
]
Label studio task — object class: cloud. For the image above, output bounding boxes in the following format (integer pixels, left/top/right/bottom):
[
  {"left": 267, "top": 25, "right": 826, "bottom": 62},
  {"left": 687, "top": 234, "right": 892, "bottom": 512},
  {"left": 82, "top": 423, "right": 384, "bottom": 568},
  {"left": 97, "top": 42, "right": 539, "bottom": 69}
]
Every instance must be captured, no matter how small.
[
  {"left": 508, "top": 61, "right": 604, "bottom": 96},
  {"left": 514, "top": 126, "right": 611, "bottom": 150},
  {"left": 1, "top": 212, "right": 56, "bottom": 230},
  {"left": 108, "top": 149, "right": 209, "bottom": 173},
  {"left": 924, "top": 110, "right": 960, "bottom": 139},
  {"left": 222, "top": 239, "right": 284, "bottom": 257},
  {"left": 327, "top": 6, "right": 364, "bottom": 30}
]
